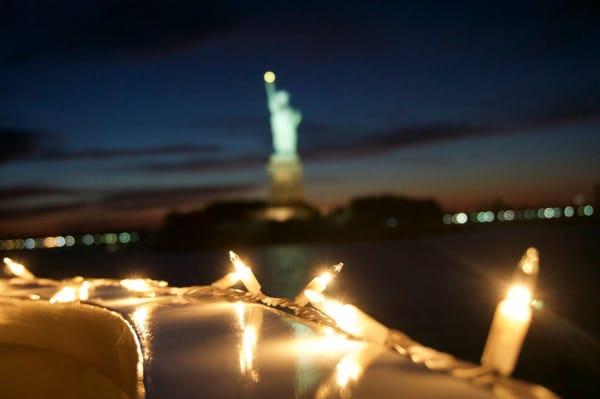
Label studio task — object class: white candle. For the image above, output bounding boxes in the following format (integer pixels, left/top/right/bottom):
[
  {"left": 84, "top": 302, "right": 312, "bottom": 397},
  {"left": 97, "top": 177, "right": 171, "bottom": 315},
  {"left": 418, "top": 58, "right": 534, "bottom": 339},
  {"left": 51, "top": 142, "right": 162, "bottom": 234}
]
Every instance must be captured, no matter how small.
[{"left": 481, "top": 285, "right": 532, "bottom": 375}]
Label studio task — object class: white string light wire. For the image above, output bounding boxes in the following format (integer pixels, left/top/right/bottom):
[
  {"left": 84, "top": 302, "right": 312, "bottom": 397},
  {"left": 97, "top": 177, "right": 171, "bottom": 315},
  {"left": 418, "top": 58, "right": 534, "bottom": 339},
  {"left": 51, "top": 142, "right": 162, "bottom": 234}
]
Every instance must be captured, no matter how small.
[{"left": 1, "top": 250, "right": 558, "bottom": 399}]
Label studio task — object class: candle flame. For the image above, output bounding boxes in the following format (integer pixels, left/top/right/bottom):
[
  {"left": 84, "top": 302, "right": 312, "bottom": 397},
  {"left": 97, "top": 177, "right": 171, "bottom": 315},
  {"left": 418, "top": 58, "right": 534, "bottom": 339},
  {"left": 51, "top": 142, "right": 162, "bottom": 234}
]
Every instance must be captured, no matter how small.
[{"left": 3, "top": 257, "right": 35, "bottom": 280}]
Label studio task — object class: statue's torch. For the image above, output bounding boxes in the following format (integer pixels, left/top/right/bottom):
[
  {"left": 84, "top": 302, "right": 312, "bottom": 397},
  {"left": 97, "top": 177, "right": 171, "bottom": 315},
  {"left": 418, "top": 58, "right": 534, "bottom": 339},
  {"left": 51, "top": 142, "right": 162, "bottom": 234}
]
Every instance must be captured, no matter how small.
[
  {"left": 264, "top": 70, "right": 276, "bottom": 84},
  {"left": 264, "top": 70, "right": 276, "bottom": 100}
]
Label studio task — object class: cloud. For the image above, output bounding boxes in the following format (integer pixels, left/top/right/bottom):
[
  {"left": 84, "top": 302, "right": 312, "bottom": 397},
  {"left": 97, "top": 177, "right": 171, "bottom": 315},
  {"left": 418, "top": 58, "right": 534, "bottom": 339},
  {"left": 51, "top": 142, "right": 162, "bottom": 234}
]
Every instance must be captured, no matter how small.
[
  {"left": 3, "top": 86, "right": 599, "bottom": 171},
  {"left": 304, "top": 87, "right": 600, "bottom": 161},
  {"left": 0, "top": 128, "right": 45, "bottom": 164},
  {"left": 132, "top": 92, "right": 600, "bottom": 174},
  {"left": 39, "top": 144, "right": 220, "bottom": 161},
  {"left": 0, "top": 127, "right": 220, "bottom": 165},
  {"left": 303, "top": 123, "right": 502, "bottom": 161},
  {"left": 190, "top": 116, "right": 269, "bottom": 132},
  {"left": 304, "top": 94, "right": 600, "bottom": 161},
  {"left": 0, "top": 185, "right": 78, "bottom": 202},
  {"left": 98, "top": 183, "right": 259, "bottom": 210},
  {"left": 0, "top": 202, "right": 88, "bottom": 220},
  {"left": 0, "top": 183, "right": 259, "bottom": 222},
  {"left": 522, "top": 87, "right": 600, "bottom": 126},
  {"left": 129, "top": 123, "right": 499, "bottom": 173},
  {"left": 137, "top": 154, "right": 265, "bottom": 174},
  {"left": 1, "top": 0, "right": 233, "bottom": 63}
]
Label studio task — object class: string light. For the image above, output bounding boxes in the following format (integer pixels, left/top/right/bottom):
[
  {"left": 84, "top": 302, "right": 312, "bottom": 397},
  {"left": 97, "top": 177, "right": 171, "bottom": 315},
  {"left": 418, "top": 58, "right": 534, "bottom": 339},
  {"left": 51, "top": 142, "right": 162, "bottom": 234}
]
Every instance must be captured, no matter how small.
[
  {"left": 211, "top": 272, "right": 240, "bottom": 289},
  {"left": 121, "top": 278, "right": 168, "bottom": 293},
  {"left": 49, "top": 280, "right": 91, "bottom": 303},
  {"left": 3, "top": 257, "right": 35, "bottom": 280},
  {"left": 295, "top": 263, "right": 343, "bottom": 306},
  {"left": 224, "top": 251, "right": 262, "bottom": 294},
  {"left": 0, "top": 250, "right": 558, "bottom": 398},
  {"left": 304, "top": 290, "right": 389, "bottom": 345},
  {"left": 79, "top": 281, "right": 91, "bottom": 300},
  {"left": 513, "top": 247, "right": 539, "bottom": 293},
  {"left": 50, "top": 286, "right": 77, "bottom": 303},
  {"left": 481, "top": 248, "right": 539, "bottom": 376}
]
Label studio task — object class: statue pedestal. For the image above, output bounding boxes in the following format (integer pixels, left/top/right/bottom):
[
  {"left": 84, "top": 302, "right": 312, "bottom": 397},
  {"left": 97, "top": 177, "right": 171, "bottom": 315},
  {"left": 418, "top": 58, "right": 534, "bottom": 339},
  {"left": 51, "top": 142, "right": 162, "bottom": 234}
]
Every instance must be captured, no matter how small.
[{"left": 267, "top": 154, "right": 303, "bottom": 204}]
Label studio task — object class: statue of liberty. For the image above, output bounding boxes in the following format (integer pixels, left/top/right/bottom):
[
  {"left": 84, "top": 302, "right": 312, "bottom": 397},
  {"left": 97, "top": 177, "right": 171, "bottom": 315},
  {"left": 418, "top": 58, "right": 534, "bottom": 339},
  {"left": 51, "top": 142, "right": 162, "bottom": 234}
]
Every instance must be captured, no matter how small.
[
  {"left": 264, "top": 71, "right": 302, "bottom": 160},
  {"left": 263, "top": 71, "right": 303, "bottom": 204}
]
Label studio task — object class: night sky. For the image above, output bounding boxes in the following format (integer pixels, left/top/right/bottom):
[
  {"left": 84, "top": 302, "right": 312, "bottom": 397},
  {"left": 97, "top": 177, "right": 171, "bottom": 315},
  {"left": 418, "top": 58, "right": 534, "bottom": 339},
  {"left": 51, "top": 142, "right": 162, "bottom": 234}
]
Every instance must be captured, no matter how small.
[{"left": 1, "top": 0, "right": 599, "bottom": 236}]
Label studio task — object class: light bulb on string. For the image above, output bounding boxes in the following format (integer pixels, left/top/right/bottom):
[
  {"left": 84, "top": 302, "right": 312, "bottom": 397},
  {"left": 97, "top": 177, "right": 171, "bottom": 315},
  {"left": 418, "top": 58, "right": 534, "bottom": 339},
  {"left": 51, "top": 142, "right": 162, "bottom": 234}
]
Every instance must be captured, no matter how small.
[
  {"left": 50, "top": 280, "right": 92, "bottom": 303},
  {"left": 121, "top": 278, "right": 168, "bottom": 294},
  {"left": 0, "top": 247, "right": 561, "bottom": 398},
  {"left": 3, "top": 257, "right": 35, "bottom": 280},
  {"left": 78, "top": 280, "right": 91, "bottom": 301},
  {"left": 513, "top": 247, "right": 539, "bottom": 293},
  {"left": 304, "top": 289, "right": 389, "bottom": 345},
  {"left": 211, "top": 272, "right": 240, "bottom": 290},
  {"left": 212, "top": 251, "right": 262, "bottom": 295},
  {"left": 295, "top": 263, "right": 343, "bottom": 306},
  {"left": 50, "top": 286, "right": 78, "bottom": 303}
]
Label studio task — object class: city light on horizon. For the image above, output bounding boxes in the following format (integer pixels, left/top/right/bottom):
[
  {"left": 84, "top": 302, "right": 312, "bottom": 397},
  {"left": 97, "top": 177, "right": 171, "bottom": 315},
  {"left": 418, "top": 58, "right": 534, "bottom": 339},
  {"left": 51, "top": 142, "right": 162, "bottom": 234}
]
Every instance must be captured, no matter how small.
[
  {"left": 443, "top": 205, "right": 595, "bottom": 226},
  {"left": 0, "top": 231, "right": 140, "bottom": 251}
]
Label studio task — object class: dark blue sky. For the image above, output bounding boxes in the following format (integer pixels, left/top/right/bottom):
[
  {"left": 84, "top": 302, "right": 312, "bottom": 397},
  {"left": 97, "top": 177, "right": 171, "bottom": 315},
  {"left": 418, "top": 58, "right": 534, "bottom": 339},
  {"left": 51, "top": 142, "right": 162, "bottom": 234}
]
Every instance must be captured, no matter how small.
[{"left": 1, "top": 0, "right": 599, "bottom": 235}]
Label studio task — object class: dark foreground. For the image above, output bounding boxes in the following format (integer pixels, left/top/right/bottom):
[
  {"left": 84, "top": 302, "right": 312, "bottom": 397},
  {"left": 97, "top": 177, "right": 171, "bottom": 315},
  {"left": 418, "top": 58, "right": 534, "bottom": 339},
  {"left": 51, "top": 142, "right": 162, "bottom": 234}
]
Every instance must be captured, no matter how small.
[{"left": 5, "top": 224, "right": 599, "bottom": 398}]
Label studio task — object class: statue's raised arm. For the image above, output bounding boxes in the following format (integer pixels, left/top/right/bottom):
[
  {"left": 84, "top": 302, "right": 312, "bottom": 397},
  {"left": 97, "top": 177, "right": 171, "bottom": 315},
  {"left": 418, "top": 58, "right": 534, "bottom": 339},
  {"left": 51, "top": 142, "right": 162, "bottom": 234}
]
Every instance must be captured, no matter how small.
[
  {"left": 263, "top": 71, "right": 302, "bottom": 159},
  {"left": 264, "top": 71, "right": 277, "bottom": 112}
]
